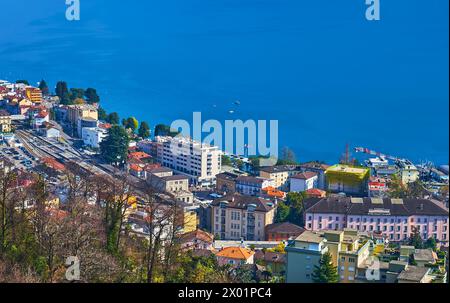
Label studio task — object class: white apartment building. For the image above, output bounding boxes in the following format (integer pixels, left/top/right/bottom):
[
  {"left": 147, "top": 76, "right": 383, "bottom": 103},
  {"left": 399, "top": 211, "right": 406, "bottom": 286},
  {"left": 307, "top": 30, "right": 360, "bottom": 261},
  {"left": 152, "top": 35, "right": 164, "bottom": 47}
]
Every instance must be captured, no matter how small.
[
  {"left": 82, "top": 127, "right": 108, "bottom": 149},
  {"left": 153, "top": 136, "right": 222, "bottom": 187}
]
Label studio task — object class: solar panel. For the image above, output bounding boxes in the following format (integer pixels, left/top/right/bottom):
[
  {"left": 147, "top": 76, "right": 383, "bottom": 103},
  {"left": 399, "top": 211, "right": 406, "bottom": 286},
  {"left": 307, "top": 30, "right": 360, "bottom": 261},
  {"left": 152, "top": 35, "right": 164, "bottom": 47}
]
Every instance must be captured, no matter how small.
[
  {"left": 391, "top": 198, "right": 404, "bottom": 205},
  {"left": 350, "top": 197, "right": 363, "bottom": 204},
  {"left": 371, "top": 198, "right": 383, "bottom": 204}
]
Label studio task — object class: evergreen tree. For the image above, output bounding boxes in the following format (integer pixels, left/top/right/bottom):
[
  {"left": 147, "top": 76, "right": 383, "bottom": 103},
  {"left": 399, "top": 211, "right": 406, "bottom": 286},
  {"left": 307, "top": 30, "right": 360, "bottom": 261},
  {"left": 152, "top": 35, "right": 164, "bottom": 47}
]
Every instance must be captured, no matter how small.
[
  {"left": 286, "top": 192, "right": 306, "bottom": 225},
  {"left": 55, "top": 81, "right": 70, "bottom": 104},
  {"left": 409, "top": 227, "right": 424, "bottom": 249},
  {"left": 424, "top": 237, "right": 437, "bottom": 251},
  {"left": 312, "top": 252, "right": 339, "bottom": 283},
  {"left": 84, "top": 88, "right": 100, "bottom": 104},
  {"left": 38, "top": 80, "right": 49, "bottom": 95},
  {"left": 100, "top": 125, "right": 130, "bottom": 165},
  {"left": 138, "top": 121, "right": 150, "bottom": 139},
  {"left": 16, "top": 79, "right": 29, "bottom": 85},
  {"left": 274, "top": 201, "right": 290, "bottom": 223},
  {"left": 106, "top": 112, "right": 120, "bottom": 125},
  {"left": 98, "top": 107, "right": 107, "bottom": 121},
  {"left": 70, "top": 88, "right": 85, "bottom": 101},
  {"left": 277, "top": 146, "right": 297, "bottom": 165}
]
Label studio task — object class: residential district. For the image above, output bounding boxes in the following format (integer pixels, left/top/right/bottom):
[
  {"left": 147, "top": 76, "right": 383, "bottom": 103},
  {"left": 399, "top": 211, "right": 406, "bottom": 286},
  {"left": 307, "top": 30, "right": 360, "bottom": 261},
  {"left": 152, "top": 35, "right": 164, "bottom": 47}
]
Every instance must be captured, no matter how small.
[{"left": 0, "top": 79, "right": 448, "bottom": 283}]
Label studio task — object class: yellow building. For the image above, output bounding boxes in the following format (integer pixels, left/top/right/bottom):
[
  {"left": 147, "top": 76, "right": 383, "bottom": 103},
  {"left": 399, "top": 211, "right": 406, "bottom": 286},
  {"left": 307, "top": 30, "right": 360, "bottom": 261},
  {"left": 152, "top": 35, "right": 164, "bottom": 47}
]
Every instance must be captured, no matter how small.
[
  {"left": 25, "top": 87, "right": 43, "bottom": 103},
  {"left": 67, "top": 104, "right": 98, "bottom": 125},
  {"left": 325, "top": 164, "right": 370, "bottom": 195},
  {"left": 183, "top": 210, "right": 198, "bottom": 233},
  {"left": 0, "top": 110, "right": 12, "bottom": 133}
]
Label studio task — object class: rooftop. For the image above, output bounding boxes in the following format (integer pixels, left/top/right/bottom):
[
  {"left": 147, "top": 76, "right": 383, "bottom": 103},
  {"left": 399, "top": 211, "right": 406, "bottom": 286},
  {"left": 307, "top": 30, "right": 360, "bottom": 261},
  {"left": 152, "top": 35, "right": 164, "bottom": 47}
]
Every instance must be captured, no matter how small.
[
  {"left": 397, "top": 266, "right": 430, "bottom": 282},
  {"left": 305, "top": 197, "right": 449, "bottom": 216},
  {"left": 414, "top": 249, "right": 437, "bottom": 263},
  {"left": 291, "top": 172, "right": 318, "bottom": 180},
  {"left": 295, "top": 231, "right": 325, "bottom": 244},
  {"left": 266, "top": 222, "right": 305, "bottom": 234},
  {"left": 259, "top": 165, "right": 299, "bottom": 174},
  {"left": 215, "top": 247, "right": 254, "bottom": 260},
  {"left": 211, "top": 193, "right": 275, "bottom": 212},
  {"left": 325, "top": 164, "right": 370, "bottom": 175}
]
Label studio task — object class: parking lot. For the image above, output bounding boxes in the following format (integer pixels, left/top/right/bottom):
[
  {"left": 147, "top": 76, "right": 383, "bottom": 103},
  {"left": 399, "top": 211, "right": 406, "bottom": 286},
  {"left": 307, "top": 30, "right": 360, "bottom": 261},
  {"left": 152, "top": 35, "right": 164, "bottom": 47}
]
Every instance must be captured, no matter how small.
[{"left": 0, "top": 139, "right": 38, "bottom": 170}]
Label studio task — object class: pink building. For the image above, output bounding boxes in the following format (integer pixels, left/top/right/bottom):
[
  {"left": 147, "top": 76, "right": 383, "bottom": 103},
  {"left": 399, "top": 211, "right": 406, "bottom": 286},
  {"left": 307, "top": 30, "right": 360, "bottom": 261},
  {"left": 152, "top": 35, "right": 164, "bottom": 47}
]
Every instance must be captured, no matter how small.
[{"left": 304, "top": 197, "right": 449, "bottom": 246}]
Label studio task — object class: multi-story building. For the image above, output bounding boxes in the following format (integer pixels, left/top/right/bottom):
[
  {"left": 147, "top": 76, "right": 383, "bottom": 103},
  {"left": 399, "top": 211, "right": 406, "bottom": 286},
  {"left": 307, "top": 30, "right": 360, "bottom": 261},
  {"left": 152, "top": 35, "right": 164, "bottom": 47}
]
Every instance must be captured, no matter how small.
[
  {"left": 397, "top": 160, "right": 420, "bottom": 184},
  {"left": 235, "top": 176, "right": 274, "bottom": 196},
  {"left": 285, "top": 229, "right": 372, "bottom": 283},
  {"left": 25, "top": 87, "right": 42, "bottom": 103},
  {"left": 82, "top": 127, "right": 108, "bottom": 149},
  {"left": 304, "top": 197, "right": 449, "bottom": 245},
  {"left": 216, "top": 172, "right": 239, "bottom": 194},
  {"left": 67, "top": 104, "right": 98, "bottom": 125},
  {"left": 0, "top": 110, "right": 11, "bottom": 133},
  {"left": 153, "top": 136, "right": 222, "bottom": 187},
  {"left": 298, "top": 162, "right": 330, "bottom": 190},
  {"left": 325, "top": 164, "right": 370, "bottom": 195},
  {"left": 67, "top": 104, "right": 98, "bottom": 136},
  {"left": 210, "top": 193, "right": 276, "bottom": 241},
  {"left": 265, "top": 222, "right": 305, "bottom": 241},
  {"left": 259, "top": 165, "right": 301, "bottom": 191},
  {"left": 290, "top": 172, "right": 318, "bottom": 192},
  {"left": 147, "top": 168, "right": 194, "bottom": 204}
]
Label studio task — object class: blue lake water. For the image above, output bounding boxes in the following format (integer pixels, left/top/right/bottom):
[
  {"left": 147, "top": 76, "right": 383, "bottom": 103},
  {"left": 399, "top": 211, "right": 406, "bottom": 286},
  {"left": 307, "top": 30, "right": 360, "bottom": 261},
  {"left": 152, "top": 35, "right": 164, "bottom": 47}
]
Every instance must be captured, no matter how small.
[{"left": 1, "top": 0, "right": 448, "bottom": 164}]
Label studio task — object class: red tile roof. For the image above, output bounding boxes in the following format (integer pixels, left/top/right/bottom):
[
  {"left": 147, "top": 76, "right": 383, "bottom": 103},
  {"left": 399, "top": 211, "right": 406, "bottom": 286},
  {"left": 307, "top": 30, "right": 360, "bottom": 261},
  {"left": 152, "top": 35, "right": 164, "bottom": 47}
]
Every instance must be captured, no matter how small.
[
  {"left": 216, "top": 247, "right": 254, "bottom": 260},
  {"left": 305, "top": 188, "right": 327, "bottom": 197}
]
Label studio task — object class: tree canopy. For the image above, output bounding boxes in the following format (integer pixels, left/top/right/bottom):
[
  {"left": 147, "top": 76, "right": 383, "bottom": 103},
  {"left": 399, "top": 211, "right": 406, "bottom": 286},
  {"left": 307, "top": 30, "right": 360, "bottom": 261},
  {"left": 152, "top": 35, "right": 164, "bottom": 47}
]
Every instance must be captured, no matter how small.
[
  {"left": 38, "top": 80, "right": 49, "bottom": 95},
  {"left": 276, "top": 146, "right": 297, "bottom": 165},
  {"left": 123, "top": 117, "right": 139, "bottom": 132},
  {"left": 138, "top": 121, "right": 151, "bottom": 139},
  {"left": 106, "top": 112, "right": 120, "bottom": 125},
  {"left": 312, "top": 252, "right": 339, "bottom": 283},
  {"left": 55, "top": 81, "right": 71, "bottom": 104},
  {"left": 84, "top": 88, "right": 100, "bottom": 104},
  {"left": 16, "top": 80, "right": 29, "bottom": 85},
  {"left": 154, "top": 124, "right": 179, "bottom": 137},
  {"left": 100, "top": 125, "right": 130, "bottom": 164}
]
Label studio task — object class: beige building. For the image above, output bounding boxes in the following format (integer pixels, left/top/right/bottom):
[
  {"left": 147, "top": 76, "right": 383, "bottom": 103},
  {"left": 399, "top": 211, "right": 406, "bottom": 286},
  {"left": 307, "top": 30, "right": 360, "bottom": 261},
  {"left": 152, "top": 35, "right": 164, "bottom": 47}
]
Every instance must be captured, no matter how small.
[
  {"left": 397, "top": 160, "right": 420, "bottom": 184},
  {"left": 210, "top": 193, "right": 276, "bottom": 241},
  {"left": 259, "top": 165, "right": 300, "bottom": 191},
  {"left": 0, "top": 110, "right": 12, "bottom": 133},
  {"left": 67, "top": 104, "right": 98, "bottom": 125},
  {"left": 147, "top": 168, "right": 194, "bottom": 204}
]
